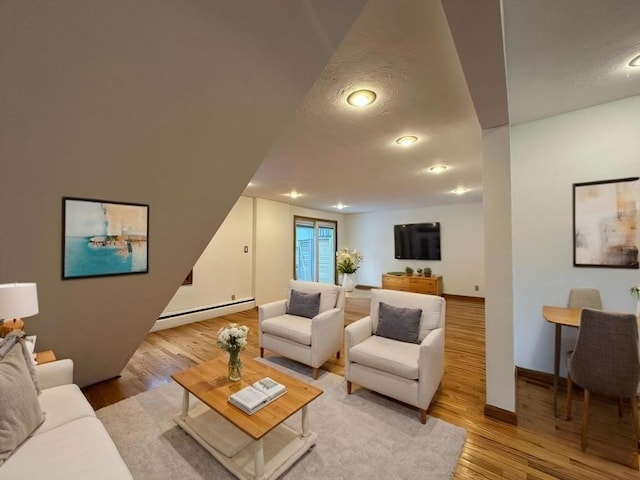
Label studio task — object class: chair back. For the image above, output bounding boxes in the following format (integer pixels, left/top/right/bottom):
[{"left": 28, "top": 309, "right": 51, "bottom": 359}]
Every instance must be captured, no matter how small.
[
  {"left": 287, "top": 280, "right": 345, "bottom": 313},
  {"left": 569, "top": 309, "right": 639, "bottom": 398},
  {"left": 567, "top": 288, "right": 602, "bottom": 310},
  {"left": 370, "top": 289, "right": 445, "bottom": 342}
]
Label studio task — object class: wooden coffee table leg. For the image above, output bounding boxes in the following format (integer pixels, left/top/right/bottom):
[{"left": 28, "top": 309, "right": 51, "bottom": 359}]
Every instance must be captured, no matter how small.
[
  {"left": 181, "top": 389, "right": 190, "bottom": 418},
  {"left": 254, "top": 438, "right": 265, "bottom": 480}
]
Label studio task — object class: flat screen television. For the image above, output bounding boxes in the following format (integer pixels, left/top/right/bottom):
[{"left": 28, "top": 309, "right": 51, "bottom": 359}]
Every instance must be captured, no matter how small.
[{"left": 394, "top": 222, "right": 441, "bottom": 260}]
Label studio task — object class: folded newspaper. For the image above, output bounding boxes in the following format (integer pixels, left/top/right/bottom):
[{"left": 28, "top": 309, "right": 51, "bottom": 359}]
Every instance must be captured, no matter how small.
[{"left": 228, "top": 377, "right": 287, "bottom": 414}]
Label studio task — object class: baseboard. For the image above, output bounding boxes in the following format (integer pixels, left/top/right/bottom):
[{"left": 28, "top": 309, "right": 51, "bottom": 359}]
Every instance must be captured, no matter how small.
[
  {"left": 152, "top": 299, "right": 256, "bottom": 332},
  {"left": 483, "top": 404, "right": 518, "bottom": 425},
  {"left": 516, "top": 366, "right": 564, "bottom": 388},
  {"left": 442, "top": 294, "right": 485, "bottom": 303}
]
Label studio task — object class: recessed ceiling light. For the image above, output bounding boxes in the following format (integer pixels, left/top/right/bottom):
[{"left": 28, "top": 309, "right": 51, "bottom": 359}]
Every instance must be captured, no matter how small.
[
  {"left": 334, "top": 203, "right": 347, "bottom": 210},
  {"left": 346, "top": 89, "right": 377, "bottom": 107},
  {"left": 286, "top": 191, "right": 301, "bottom": 199},
  {"left": 396, "top": 135, "right": 418, "bottom": 146},
  {"left": 428, "top": 164, "right": 448, "bottom": 174},
  {"left": 452, "top": 186, "right": 469, "bottom": 195},
  {"left": 629, "top": 54, "right": 640, "bottom": 67}
]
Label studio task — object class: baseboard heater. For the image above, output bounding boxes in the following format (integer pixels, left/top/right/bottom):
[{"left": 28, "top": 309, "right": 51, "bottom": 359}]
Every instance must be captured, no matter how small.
[{"left": 152, "top": 298, "right": 255, "bottom": 332}]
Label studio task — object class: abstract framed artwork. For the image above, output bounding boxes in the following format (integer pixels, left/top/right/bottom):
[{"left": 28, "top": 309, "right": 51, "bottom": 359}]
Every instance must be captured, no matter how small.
[
  {"left": 62, "top": 197, "right": 149, "bottom": 279},
  {"left": 573, "top": 177, "right": 639, "bottom": 268}
]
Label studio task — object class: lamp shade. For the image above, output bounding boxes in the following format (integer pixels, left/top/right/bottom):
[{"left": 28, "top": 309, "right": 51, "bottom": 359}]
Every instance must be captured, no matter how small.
[{"left": 0, "top": 283, "right": 39, "bottom": 320}]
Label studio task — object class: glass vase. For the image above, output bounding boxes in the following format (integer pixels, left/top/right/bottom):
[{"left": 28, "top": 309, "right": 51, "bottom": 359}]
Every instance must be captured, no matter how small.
[{"left": 228, "top": 350, "right": 242, "bottom": 381}]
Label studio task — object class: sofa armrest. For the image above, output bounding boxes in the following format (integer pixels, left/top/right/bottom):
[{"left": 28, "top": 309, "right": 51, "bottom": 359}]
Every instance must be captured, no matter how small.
[
  {"left": 310, "top": 308, "right": 344, "bottom": 365},
  {"left": 344, "top": 316, "right": 373, "bottom": 379},
  {"left": 258, "top": 299, "right": 287, "bottom": 323},
  {"left": 35, "top": 359, "right": 74, "bottom": 390},
  {"left": 418, "top": 328, "right": 445, "bottom": 409}
]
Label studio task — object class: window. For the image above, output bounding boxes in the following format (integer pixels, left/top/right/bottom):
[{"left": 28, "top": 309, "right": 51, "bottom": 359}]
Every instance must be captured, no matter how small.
[{"left": 294, "top": 216, "right": 336, "bottom": 284}]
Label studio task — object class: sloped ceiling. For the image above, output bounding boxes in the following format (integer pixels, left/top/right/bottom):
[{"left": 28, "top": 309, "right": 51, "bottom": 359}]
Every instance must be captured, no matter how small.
[{"left": 0, "top": 0, "right": 366, "bottom": 386}]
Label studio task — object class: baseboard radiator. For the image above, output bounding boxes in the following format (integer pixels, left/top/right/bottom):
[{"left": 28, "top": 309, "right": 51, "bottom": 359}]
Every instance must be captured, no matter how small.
[{"left": 152, "top": 299, "right": 256, "bottom": 332}]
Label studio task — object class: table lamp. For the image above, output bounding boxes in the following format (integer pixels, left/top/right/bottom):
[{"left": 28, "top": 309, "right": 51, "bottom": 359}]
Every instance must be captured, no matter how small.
[{"left": 0, "top": 283, "right": 39, "bottom": 336}]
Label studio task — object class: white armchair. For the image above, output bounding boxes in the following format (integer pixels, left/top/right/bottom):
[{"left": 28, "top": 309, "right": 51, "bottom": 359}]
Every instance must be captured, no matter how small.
[
  {"left": 345, "top": 288, "right": 445, "bottom": 424},
  {"left": 259, "top": 280, "right": 345, "bottom": 379}
]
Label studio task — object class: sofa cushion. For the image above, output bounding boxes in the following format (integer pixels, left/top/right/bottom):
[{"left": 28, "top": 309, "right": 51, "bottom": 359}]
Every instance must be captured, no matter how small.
[
  {"left": 1, "top": 416, "right": 132, "bottom": 480},
  {"left": 288, "top": 280, "right": 339, "bottom": 313},
  {"left": 36, "top": 384, "right": 97, "bottom": 435},
  {"left": 349, "top": 335, "right": 420, "bottom": 380},
  {"left": 287, "top": 289, "right": 321, "bottom": 319},
  {"left": 261, "top": 315, "right": 312, "bottom": 345},
  {"left": 0, "top": 342, "right": 46, "bottom": 465},
  {"left": 375, "top": 302, "right": 422, "bottom": 344}
]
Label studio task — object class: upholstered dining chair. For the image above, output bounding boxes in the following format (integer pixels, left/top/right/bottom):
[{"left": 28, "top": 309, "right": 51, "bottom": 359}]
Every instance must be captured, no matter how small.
[
  {"left": 259, "top": 280, "right": 345, "bottom": 379},
  {"left": 345, "top": 288, "right": 445, "bottom": 424},
  {"left": 566, "top": 309, "right": 640, "bottom": 451},
  {"left": 567, "top": 288, "right": 602, "bottom": 310}
]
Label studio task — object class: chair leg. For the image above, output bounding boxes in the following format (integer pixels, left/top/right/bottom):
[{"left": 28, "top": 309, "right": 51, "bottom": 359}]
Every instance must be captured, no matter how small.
[
  {"left": 347, "top": 381, "right": 352, "bottom": 394},
  {"left": 420, "top": 409, "right": 427, "bottom": 425},
  {"left": 312, "top": 367, "right": 319, "bottom": 380},
  {"left": 566, "top": 374, "right": 573, "bottom": 421},
  {"left": 631, "top": 396, "right": 640, "bottom": 451},
  {"left": 260, "top": 347, "right": 264, "bottom": 358},
  {"left": 581, "top": 389, "right": 590, "bottom": 451},
  {"left": 336, "top": 350, "right": 340, "bottom": 359}
]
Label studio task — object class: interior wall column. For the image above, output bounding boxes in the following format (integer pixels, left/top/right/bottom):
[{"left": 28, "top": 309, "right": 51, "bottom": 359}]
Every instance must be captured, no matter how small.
[{"left": 482, "top": 125, "right": 517, "bottom": 423}]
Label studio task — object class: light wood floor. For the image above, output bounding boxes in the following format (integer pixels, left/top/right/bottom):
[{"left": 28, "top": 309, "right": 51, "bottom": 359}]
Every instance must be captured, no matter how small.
[{"left": 82, "top": 295, "right": 639, "bottom": 479}]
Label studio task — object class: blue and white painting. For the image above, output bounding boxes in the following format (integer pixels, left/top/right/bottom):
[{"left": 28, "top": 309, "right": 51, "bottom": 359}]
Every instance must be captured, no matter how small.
[{"left": 63, "top": 198, "right": 149, "bottom": 279}]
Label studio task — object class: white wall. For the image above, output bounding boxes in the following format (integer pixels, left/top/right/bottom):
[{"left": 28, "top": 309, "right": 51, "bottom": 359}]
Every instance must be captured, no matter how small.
[
  {"left": 155, "top": 197, "right": 255, "bottom": 330},
  {"left": 512, "top": 96, "right": 640, "bottom": 376},
  {"left": 344, "top": 203, "right": 484, "bottom": 296}
]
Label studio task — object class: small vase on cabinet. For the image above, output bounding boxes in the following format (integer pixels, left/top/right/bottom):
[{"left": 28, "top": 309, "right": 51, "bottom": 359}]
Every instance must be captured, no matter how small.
[{"left": 341, "top": 273, "right": 355, "bottom": 292}]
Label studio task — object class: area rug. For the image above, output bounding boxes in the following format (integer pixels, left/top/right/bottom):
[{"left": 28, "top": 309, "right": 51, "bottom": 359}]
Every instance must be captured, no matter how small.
[{"left": 96, "top": 358, "right": 466, "bottom": 479}]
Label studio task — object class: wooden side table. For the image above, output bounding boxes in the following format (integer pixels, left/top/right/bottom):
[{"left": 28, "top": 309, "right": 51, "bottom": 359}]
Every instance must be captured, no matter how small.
[{"left": 35, "top": 350, "right": 56, "bottom": 365}]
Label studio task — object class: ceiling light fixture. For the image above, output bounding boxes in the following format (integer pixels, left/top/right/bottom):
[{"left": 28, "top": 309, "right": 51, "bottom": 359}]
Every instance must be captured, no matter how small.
[
  {"left": 428, "top": 164, "right": 448, "bottom": 174},
  {"left": 452, "top": 186, "right": 469, "bottom": 195},
  {"left": 346, "top": 89, "right": 377, "bottom": 107},
  {"left": 395, "top": 135, "right": 418, "bottom": 146},
  {"left": 334, "top": 203, "right": 347, "bottom": 210},
  {"left": 629, "top": 54, "right": 640, "bottom": 67},
  {"left": 286, "top": 191, "right": 301, "bottom": 199}
]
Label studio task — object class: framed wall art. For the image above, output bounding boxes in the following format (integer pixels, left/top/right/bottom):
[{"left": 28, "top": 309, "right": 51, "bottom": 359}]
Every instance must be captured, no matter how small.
[
  {"left": 573, "top": 177, "right": 639, "bottom": 268},
  {"left": 62, "top": 197, "right": 149, "bottom": 279}
]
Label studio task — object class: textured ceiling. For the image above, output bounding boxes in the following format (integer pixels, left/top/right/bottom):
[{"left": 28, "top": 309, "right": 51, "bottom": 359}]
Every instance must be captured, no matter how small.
[{"left": 246, "top": 0, "right": 640, "bottom": 214}]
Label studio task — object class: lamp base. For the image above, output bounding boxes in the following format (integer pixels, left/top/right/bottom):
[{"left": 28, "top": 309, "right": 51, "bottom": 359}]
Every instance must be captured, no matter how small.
[{"left": 0, "top": 318, "right": 25, "bottom": 338}]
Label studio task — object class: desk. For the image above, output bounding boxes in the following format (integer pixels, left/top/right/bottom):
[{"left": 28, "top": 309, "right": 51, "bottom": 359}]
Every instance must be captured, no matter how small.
[{"left": 542, "top": 305, "right": 640, "bottom": 416}]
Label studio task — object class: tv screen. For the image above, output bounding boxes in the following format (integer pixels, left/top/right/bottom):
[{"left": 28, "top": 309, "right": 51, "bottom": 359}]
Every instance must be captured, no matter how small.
[{"left": 394, "top": 222, "right": 441, "bottom": 260}]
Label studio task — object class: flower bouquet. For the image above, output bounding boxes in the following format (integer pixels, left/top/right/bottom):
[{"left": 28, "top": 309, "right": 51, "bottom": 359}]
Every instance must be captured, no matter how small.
[
  {"left": 336, "top": 248, "right": 364, "bottom": 274},
  {"left": 216, "top": 323, "right": 249, "bottom": 381}
]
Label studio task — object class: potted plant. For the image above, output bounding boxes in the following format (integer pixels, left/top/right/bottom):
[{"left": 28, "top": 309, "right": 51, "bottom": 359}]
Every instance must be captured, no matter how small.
[
  {"left": 423, "top": 267, "right": 432, "bottom": 277},
  {"left": 336, "top": 248, "right": 364, "bottom": 292},
  {"left": 405, "top": 266, "right": 414, "bottom": 276}
]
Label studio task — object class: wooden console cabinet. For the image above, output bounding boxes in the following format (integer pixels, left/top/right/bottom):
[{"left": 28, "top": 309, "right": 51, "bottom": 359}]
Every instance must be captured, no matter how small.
[{"left": 381, "top": 274, "right": 443, "bottom": 296}]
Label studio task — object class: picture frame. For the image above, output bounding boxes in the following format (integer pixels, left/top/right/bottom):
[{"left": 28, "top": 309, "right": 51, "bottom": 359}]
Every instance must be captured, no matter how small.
[
  {"left": 62, "top": 197, "right": 149, "bottom": 279},
  {"left": 573, "top": 177, "right": 639, "bottom": 268}
]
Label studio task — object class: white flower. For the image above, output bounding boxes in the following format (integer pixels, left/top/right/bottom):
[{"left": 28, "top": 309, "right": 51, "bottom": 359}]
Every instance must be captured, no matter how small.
[
  {"left": 336, "top": 247, "right": 364, "bottom": 274},
  {"left": 216, "top": 323, "right": 249, "bottom": 353}
]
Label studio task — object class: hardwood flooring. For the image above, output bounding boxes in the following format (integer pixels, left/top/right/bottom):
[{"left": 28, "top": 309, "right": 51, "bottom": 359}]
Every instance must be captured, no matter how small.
[{"left": 82, "top": 295, "right": 639, "bottom": 479}]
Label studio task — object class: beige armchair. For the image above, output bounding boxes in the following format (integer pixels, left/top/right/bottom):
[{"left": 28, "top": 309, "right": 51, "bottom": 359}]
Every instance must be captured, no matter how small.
[
  {"left": 259, "top": 280, "right": 345, "bottom": 379},
  {"left": 345, "top": 289, "right": 445, "bottom": 424}
]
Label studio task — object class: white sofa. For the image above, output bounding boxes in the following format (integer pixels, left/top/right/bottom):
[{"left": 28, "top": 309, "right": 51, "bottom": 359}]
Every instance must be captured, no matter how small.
[{"left": 1, "top": 359, "right": 132, "bottom": 480}]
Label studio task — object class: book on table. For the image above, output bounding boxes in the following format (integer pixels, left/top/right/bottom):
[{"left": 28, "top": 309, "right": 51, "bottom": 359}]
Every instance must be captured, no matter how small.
[{"left": 228, "top": 377, "right": 287, "bottom": 414}]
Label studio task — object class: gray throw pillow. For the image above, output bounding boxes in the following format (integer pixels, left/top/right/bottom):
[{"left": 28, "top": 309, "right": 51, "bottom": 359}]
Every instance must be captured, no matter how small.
[
  {"left": 287, "top": 289, "right": 321, "bottom": 319},
  {"left": 376, "top": 301, "right": 423, "bottom": 344},
  {"left": 0, "top": 343, "right": 46, "bottom": 465}
]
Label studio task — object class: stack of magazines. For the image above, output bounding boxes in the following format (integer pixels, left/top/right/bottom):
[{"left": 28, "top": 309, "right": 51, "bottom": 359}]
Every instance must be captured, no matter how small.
[{"left": 228, "top": 377, "right": 287, "bottom": 415}]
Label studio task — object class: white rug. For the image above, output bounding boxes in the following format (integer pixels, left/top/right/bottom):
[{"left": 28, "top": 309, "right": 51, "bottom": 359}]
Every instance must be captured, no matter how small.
[{"left": 96, "top": 358, "right": 466, "bottom": 479}]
